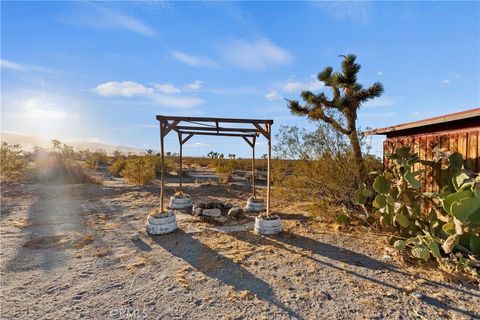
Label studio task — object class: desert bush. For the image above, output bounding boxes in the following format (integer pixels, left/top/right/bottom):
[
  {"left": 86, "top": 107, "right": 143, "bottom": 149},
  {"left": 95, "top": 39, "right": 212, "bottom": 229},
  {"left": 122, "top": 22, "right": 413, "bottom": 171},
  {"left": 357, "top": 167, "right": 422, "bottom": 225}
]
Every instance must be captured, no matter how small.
[
  {"left": 121, "top": 157, "right": 155, "bottom": 185},
  {"left": 80, "top": 149, "right": 109, "bottom": 169},
  {"left": 108, "top": 158, "right": 126, "bottom": 177},
  {"left": 357, "top": 147, "right": 479, "bottom": 279},
  {"left": 0, "top": 142, "right": 30, "bottom": 181},
  {"left": 209, "top": 158, "right": 238, "bottom": 175},
  {"left": 273, "top": 123, "right": 381, "bottom": 211}
]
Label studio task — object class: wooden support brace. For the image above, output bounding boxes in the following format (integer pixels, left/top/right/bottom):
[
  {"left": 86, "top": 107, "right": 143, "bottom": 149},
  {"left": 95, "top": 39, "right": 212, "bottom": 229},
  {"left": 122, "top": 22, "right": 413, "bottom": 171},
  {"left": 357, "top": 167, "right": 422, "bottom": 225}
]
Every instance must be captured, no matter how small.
[
  {"left": 181, "top": 133, "right": 194, "bottom": 145},
  {"left": 253, "top": 123, "right": 269, "bottom": 139}
]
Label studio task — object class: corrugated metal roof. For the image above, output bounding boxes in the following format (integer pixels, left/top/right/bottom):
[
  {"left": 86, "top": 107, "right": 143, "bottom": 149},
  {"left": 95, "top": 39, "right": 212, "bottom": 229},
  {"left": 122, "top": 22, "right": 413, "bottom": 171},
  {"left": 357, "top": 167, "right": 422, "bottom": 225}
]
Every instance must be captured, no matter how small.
[{"left": 365, "top": 108, "right": 480, "bottom": 135}]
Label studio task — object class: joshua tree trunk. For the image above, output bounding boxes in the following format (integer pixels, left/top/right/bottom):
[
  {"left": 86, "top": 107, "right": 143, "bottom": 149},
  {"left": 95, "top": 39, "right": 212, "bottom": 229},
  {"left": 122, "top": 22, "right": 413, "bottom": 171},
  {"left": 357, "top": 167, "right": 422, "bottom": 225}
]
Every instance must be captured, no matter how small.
[{"left": 346, "top": 109, "right": 366, "bottom": 179}]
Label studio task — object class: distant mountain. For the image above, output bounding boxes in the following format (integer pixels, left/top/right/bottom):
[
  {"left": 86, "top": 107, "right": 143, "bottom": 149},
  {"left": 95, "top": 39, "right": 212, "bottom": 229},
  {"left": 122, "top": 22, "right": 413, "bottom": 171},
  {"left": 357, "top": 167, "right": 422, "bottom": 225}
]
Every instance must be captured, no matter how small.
[{"left": 1, "top": 132, "right": 150, "bottom": 155}]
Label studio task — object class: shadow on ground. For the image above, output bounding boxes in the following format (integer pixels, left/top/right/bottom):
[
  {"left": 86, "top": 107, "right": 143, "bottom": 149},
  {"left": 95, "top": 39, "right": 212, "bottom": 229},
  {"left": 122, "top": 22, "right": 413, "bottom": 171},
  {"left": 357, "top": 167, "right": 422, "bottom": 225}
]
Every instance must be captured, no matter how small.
[
  {"left": 229, "top": 230, "right": 479, "bottom": 319},
  {"left": 152, "top": 229, "right": 301, "bottom": 319}
]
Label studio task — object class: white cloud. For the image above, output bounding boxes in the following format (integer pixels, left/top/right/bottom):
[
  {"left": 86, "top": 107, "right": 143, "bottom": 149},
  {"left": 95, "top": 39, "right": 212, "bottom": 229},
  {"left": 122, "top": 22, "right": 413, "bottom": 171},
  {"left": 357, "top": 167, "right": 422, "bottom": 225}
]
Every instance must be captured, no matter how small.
[
  {"left": 0, "top": 59, "right": 27, "bottom": 71},
  {"left": 94, "top": 80, "right": 205, "bottom": 108},
  {"left": 282, "top": 76, "right": 324, "bottom": 93},
  {"left": 440, "top": 79, "right": 450, "bottom": 85},
  {"left": 363, "top": 96, "right": 399, "bottom": 108},
  {"left": 265, "top": 90, "right": 281, "bottom": 101},
  {"left": 64, "top": 4, "right": 155, "bottom": 37},
  {"left": 0, "top": 59, "right": 56, "bottom": 73},
  {"left": 184, "top": 142, "right": 211, "bottom": 148},
  {"left": 171, "top": 51, "right": 217, "bottom": 68},
  {"left": 95, "top": 81, "right": 154, "bottom": 97},
  {"left": 154, "top": 83, "right": 181, "bottom": 94},
  {"left": 184, "top": 80, "right": 204, "bottom": 91},
  {"left": 221, "top": 38, "right": 292, "bottom": 70},
  {"left": 377, "top": 70, "right": 383, "bottom": 76}
]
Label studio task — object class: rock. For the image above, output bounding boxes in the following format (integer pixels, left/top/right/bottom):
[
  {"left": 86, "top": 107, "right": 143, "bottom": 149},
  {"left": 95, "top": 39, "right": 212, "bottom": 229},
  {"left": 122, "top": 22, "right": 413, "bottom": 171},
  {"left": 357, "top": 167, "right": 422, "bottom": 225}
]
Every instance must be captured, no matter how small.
[
  {"left": 46, "top": 287, "right": 55, "bottom": 294},
  {"left": 227, "top": 207, "right": 244, "bottom": 219},
  {"left": 193, "top": 206, "right": 204, "bottom": 216},
  {"left": 128, "top": 233, "right": 141, "bottom": 241},
  {"left": 214, "top": 216, "right": 228, "bottom": 224},
  {"left": 196, "top": 201, "right": 207, "bottom": 209},
  {"left": 224, "top": 202, "right": 234, "bottom": 210},
  {"left": 411, "top": 291, "right": 423, "bottom": 300},
  {"left": 203, "top": 208, "right": 221, "bottom": 217}
]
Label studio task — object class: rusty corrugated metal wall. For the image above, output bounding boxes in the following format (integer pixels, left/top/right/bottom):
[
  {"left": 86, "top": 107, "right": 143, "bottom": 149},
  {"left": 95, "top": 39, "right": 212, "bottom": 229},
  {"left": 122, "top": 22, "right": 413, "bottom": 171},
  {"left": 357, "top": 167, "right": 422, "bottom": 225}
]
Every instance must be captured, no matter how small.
[{"left": 383, "top": 128, "right": 480, "bottom": 192}]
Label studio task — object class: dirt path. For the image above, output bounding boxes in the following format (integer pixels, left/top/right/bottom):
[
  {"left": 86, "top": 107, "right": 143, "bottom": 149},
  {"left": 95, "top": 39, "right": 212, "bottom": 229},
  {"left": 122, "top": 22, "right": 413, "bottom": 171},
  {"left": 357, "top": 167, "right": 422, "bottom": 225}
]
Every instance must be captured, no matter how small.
[{"left": 1, "top": 173, "right": 479, "bottom": 319}]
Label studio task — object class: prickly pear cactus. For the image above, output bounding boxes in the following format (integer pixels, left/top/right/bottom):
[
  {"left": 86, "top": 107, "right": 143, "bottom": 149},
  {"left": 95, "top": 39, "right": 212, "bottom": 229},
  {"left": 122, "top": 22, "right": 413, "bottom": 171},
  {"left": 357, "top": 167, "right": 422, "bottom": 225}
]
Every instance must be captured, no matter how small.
[{"left": 356, "top": 147, "right": 480, "bottom": 276}]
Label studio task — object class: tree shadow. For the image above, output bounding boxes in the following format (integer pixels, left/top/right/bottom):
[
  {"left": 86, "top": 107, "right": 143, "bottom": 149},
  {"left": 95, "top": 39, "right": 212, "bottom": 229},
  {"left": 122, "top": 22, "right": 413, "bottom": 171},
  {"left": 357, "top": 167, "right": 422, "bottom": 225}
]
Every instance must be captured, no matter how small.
[
  {"left": 229, "top": 230, "right": 479, "bottom": 319},
  {"left": 152, "top": 230, "right": 302, "bottom": 319}
]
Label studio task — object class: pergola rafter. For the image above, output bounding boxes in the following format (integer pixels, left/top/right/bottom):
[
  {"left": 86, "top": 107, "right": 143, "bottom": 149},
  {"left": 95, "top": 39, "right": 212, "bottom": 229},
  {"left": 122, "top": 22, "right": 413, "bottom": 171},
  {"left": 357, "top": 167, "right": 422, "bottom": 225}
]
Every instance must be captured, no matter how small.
[{"left": 156, "top": 115, "right": 273, "bottom": 215}]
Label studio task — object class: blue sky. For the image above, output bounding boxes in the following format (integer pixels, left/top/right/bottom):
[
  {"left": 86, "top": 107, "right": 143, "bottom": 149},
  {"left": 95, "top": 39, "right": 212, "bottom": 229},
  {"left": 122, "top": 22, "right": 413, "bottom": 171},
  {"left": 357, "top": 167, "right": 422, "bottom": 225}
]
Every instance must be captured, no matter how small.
[{"left": 1, "top": 1, "right": 479, "bottom": 157}]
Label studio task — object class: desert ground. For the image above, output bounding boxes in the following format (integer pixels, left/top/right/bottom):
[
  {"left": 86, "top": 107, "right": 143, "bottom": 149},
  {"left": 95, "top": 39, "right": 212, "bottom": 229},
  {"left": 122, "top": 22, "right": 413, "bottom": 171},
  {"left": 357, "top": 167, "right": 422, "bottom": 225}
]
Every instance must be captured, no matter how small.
[{"left": 1, "top": 167, "right": 479, "bottom": 320}]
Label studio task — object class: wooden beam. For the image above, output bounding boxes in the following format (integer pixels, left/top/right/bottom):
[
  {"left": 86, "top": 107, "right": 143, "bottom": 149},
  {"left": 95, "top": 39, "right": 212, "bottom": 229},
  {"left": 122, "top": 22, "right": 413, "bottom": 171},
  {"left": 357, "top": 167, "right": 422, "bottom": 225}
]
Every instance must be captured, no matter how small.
[
  {"left": 181, "top": 133, "right": 194, "bottom": 145},
  {"left": 242, "top": 136, "right": 254, "bottom": 148},
  {"left": 253, "top": 123, "right": 269, "bottom": 139},
  {"left": 175, "top": 125, "right": 258, "bottom": 133},
  {"left": 177, "top": 130, "right": 256, "bottom": 138},
  {"left": 157, "top": 115, "right": 273, "bottom": 125},
  {"left": 161, "top": 120, "right": 180, "bottom": 138}
]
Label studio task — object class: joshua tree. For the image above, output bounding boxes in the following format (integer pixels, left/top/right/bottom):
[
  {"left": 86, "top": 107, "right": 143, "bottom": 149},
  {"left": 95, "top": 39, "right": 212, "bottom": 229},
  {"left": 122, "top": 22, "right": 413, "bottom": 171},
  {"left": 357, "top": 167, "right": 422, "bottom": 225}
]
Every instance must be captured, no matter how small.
[{"left": 287, "top": 54, "right": 383, "bottom": 180}]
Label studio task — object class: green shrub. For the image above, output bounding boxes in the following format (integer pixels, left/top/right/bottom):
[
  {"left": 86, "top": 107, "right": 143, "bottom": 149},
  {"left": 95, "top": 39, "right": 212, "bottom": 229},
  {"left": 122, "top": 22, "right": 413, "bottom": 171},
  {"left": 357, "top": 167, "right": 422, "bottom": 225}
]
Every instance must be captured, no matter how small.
[
  {"left": 357, "top": 147, "right": 479, "bottom": 278},
  {"left": 108, "top": 158, "right": 126, "bottom": 177},
  {"left": 0, "top": 142, "right": 30, "bottom": 181},
  {"left": 209, "top": 158, "right": 238, "bottom": 175},
  {"left": 121, "top": 157, "right": 155, "bottom": 185}
]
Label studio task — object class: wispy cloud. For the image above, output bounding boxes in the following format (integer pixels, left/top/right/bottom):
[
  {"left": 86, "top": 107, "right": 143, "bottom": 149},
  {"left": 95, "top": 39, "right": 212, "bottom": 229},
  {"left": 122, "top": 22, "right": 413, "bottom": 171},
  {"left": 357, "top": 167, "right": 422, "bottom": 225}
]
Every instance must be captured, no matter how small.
[
  {"left": 363, "top": 96, "right": 399, "bottom": 108},
  {"left": 0, "top": 59, "right": 56, "bottom": 73},
  {"left": 440, "top": 79, "right": 450, "bottom": 85},
  {"left": 265, "top": 90, "right": 281, "bottom": 101},
  {"left": 95, "top": 81, "right": 154, "bottom": 97},
  {"left": 184, "top": 80, "right": 204, "bottom": 91},
  {"left": 282, "top": 76, "right": 323, "bottom": 93},
  {"left": 93, "top": 80, "right": 205, "bottom": 108},
  {"left": 170, "top": 51, "right": 218, "bottom": 68},
  {"left": 184, "top": 142, "right": 211, "bottom": 148},
  {"left": 154, "top": 83, "right": 181, "bottom": 94},
  {"left": 220, "top": 38, "right": 293, "bottom": 70},
  {"left": 62, "top": 4, "right": 155, "bottom": 37},
  {"left": 315, "top": 1, "right": 372, "bottom": 24},
  {"left": 0, "top": 59, "right": 26, "bottom": 71},
  {"left": 377, "top": 70, "right": 383, "bottom": 76}
]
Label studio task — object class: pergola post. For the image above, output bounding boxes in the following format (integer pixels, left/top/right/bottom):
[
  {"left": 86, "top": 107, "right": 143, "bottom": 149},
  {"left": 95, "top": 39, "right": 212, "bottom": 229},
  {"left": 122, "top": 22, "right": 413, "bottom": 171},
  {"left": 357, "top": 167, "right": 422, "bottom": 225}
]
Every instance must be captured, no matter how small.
[
  {"left": 160, "top": 122, "right": 165, "bottom": 212},
  {"left": 252, "top": 136, "right": 256, "bottom": 198},
  {"left": 266, "top": 124, "right": 271, "bottom": 216},
  {"left": 178, "top": 132, "right": 183, "bottom": 191}
]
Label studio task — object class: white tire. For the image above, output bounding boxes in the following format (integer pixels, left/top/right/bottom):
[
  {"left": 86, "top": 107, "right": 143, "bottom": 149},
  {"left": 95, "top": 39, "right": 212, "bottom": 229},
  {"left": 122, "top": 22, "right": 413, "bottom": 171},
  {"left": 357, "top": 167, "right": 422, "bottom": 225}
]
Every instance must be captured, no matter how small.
[
  {"left": 246, "top": 199, "right": 266, "bottom": 212},
  {"left": 146, "top": 212, "right": 177, "bottom": 235},
  {"left": 169, "top": 196, "right": 193, "bottom": 209},
  {"left": 254, "top": 216, "right": 282, "bottom": 235}
]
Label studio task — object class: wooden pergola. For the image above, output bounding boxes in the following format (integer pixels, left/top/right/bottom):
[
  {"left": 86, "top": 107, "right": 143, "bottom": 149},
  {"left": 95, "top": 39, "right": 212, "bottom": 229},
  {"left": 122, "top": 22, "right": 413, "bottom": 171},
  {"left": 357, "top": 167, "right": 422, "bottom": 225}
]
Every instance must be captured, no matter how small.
[{"left": 156, "top": 115, "right": 274, "bottom": 215}]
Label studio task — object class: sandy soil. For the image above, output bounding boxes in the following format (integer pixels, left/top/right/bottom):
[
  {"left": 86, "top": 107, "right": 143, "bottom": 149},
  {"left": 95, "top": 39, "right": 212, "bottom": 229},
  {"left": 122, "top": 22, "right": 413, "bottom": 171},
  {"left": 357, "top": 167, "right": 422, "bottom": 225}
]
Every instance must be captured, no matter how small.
[{"left": 1, "top": 168, "right": 479, "bottom": 320}]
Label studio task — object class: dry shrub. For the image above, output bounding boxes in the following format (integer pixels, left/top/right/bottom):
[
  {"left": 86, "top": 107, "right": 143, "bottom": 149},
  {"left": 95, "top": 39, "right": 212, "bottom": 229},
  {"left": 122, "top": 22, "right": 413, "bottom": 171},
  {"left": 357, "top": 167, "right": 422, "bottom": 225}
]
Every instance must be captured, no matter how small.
[
  {"left": 273, "top": 124, "right": 382, "bottom": 217},
  {"left": 108, "top": 158, "right": 126, "bottom": 177},
  {"left": 209, "top": 159, "right": 238, "bottom": 175},
  {"left": 81, "top": 149, "right": 109, "bottom": 169},
  {"left": 121, "top": 157, "right": 155, "bottom": 185},
  {"left": 0, "top": 142, "right": 30, "bottom": 181}
]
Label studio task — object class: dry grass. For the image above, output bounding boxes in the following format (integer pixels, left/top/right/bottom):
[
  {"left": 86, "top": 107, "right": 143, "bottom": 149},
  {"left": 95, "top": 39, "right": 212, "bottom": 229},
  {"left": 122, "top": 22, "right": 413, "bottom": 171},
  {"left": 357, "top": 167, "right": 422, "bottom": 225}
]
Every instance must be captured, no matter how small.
[
  {"left": 225, "top": 289, "right": 256, "bottom": 301},
  {"left": 123, "top": 254, "right": 150, "bottom": 270},
  {"left": 74, "top": 234, "right": 95, "bottom": 248},
  {"left": 175, "top": 267, "right": 192, "bottom": 289},
  {"left": 22, "top": 235, "right": 71, "bottom": 249},
  {"left": 11, "top": 218, "right": 32, "bottom": 229}
]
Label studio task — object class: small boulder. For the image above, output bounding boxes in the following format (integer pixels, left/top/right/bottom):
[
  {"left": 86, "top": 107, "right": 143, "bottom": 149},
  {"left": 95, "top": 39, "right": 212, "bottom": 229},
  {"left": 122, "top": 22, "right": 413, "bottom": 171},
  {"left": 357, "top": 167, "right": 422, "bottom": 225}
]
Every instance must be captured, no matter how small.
[
  {"left": 203, "top": 208, "right": 221, "bottom": 217},
  {"left": 227, "top": 207, "right": 244, "bottom": 219}
]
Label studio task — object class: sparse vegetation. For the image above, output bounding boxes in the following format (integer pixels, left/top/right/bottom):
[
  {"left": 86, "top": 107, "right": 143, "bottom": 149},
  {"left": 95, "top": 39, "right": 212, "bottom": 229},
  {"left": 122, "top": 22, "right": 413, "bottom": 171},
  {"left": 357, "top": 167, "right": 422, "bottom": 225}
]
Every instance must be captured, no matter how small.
[
  {"left": 0, "top": 142, "right": 29, "bottom": 181},
  {"left": 108, "top": 158, "right": 126, "bottom": 177},
  {"left": 121, "top": 157, "right": 156, "bottom": 185}
]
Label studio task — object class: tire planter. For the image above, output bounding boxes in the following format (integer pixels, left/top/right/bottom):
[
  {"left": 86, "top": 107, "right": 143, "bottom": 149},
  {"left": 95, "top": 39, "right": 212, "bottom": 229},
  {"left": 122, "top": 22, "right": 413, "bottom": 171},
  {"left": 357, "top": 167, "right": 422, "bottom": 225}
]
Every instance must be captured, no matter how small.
[
  {"left": 146, "top": 211, "right": 177, "bottom": 235},
  {"left": 169, "top": 195, "right": 193, "bottom": 210},
  {"left": 254, "top": 216, "right": 282, "bottom": 235},
  {"left": 245, "top": 198, "right": 266, "bottom": 212}
]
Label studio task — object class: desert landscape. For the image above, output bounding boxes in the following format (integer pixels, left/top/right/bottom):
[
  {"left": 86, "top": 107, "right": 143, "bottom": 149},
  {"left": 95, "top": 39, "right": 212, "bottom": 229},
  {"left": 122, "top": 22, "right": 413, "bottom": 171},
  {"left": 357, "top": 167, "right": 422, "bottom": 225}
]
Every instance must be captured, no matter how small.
[{"left": 1, "top": 164, "right": 479, "bottom": 319}]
